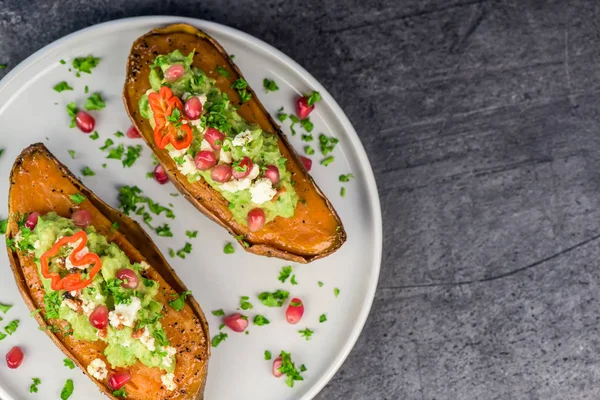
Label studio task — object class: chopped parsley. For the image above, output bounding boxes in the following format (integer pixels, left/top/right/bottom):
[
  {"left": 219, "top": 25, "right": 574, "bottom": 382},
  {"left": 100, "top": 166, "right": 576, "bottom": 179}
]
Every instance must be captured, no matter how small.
[
  {"left": 114, "top": 130, "right": 124, "bottom": 138},
  {"left": 211, "top": 332, "right": 228, "bottom": 347},
  {"left": 319, "top": 314, "right": 327, "bottom": 323},
  {"left": 111, "top": 221, "right": 119, "bottom": 231},
  {"left": 277, "top": 110, "right": 288, "bottom": 122},
  {"left": 278, "top": 351, "right": 304, "bottom": 387},
  {"left": 30, "top": 378, "right": 41, "bottom": 393},
  {"left": 99, "top": 138, "right": 114, "bottom": 150},
  {"left": 254, "top": 315, "right": 270, "bottom": 326},
  {"left": 216, "top": 65, "right": 230, "bottom": 77},
  {"left": 44, "top": 291, "right": 62, "bottom": 319},
  {"left": 30, "top": 308, "right": 42, "bottom": 317},
  {"left": 290, "top": 275, "right": 298, "bottom": 285},
  {"left": 122, "top": 145, "right": 142, "bottom": 167},
  {"left": 240, "top": 296, "right": 253, "bottom": 310},
  {"left": 300, "top": 364, "right": 307, "bottom": 372},
  {"left": 0, "top": 64, "right": 7, "bottom": 69},
  {"left": 53, "top": 81, "right": 73, "bottom": 92},
  {"left": 168, "top": 248, "right": 175, "bottom": 258},
  {"left": 339, "top": 174, "right": 354, "bottom": 182},
  {"left": 263, "top": 78, "right": 279, "bottom": 92},
  {"left": 107, "top": 144, "right": 125, "bottom": 160},
  {"left": 0, "top": 148, "right": 3, "bottom": 158},
  {"left": 319, "top": 134, "right": 339, "bottom": 155},
  {"left": 60, "top": 378, "right": 74, "bottom": 400},
  {"left": 340, "top": 187, "right": 346, "bottom": 197},
  {"left": 0, "top": 303, "right": 12, "bottom": 314},
  {"left": 72, "top": 55, "right": 100, "bottom": 75},
  {"left": 212, "top": 309, "right": 225, "bottom": 316},
  {"left": 63, "top": 358, "right": 76, "bottom": 369},
  {"left": 300, "top": 118, "right": 314, "bottom": 132},
  {"left": 304, "top": 146, "right": 315, "bottom": 155},
  {"left": 84, "top": 85, "right": 89, "bottom": 94},
  {"left": 278, "top": 266, "right": 292, "bottom": 283},
  {"left": 305, "top": 90, "right": 322, "bottom": 106},
  {"left": 4, "top": 319, "right": 19, "bottom": 335},
  {"left": 176, "top": 242, "right": 192, "bottom": 259},
  {"left": 334, "top": 288, "right": 340, "bottom": 297},
  {"left": 321, "top": 156, "right": 335, "bottom": 166},
  {"left": 59, "top": 60, "right": 66, "bottom": 65},
  {"left": 89, "top": 131, "right": 99, "bottom": 140},
  {"left": 169, "top": 291, "right": 192, "bottom": 311},
  {"left": 289, "top": 115, "right": 299, "bottom": 135},
  {"left": 81, "top": 166, "right": 95, "bottom": 176},
  {"left": 264, "top": 350, "right": 272, "bottom": 360},
  {"left": 155, "top": 223, "right": 173, "bottom": 237},
  {"left": 112, "top": 388, "right": 127, "bottom": 397},
  {"left": 301, "top": 134, "right": 313, "bottom": 142},
  {"left": 66, "top": 102, "right": 79, "bottom": 128},
  {"left": 69, "top": 193, "right": 86, "bottom": 205},
  {"left": 186, "top": 230, "right": 198, "bottom": 239},
  {"left": 85, "top": 94, "right": 105, "bottom": 111},
  {"left": 231, "top": 79, "right": 251, "bottom": 103},
  {"left": 223, "top": 242, "right": 235, "bottom": 254},
  {"left": 298, "top": 328, "right": 314, "bottom": 341},
  {"left": 258, "top": 290, "right": 289, "bottom": 307},
  {"left": 318, "top": 281, "right": 324, "bottom": 287},
  {"left": 0, "top": 219, "right": 6, "bottom": 235}
]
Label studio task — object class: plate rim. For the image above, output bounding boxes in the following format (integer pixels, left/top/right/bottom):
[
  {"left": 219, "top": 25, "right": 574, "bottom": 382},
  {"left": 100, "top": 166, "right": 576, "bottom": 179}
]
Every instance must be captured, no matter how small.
[{"left": 0, "top": 15, "right": 383, "bottom": 400}]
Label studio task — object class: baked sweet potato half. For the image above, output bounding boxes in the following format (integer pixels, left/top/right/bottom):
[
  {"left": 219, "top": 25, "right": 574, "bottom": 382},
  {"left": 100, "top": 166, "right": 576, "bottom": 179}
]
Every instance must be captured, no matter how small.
[
  {"left": 123, "top": 23, "right": 346, "bottom": 263},
  {"left": 6, "top": 143, "right": 209, "bottom": 399}
]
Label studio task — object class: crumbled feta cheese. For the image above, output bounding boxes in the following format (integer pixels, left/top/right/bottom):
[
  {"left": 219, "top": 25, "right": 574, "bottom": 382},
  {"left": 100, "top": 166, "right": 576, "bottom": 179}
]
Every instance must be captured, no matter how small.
[
  {"left": 122, "top": 339, "right": 131, "bottom": 348},
  {"left": 33, "top": 240, "right": 41, "bottom": 249},
  {"left": 168, "top": 147, "right": 189, "bottom": 158},
  {"left": 95, "top": 293, "right": 104, "bottom": 301},
  {"left": 161, "top": 345, "right": 176, "bottom": 368},
  {"left": 139, "top": 261, "right": 150, "bottom": 270},
  {"left": 190, "top": 119, "right": 203, "bottom": 128},
  {"left": 250, "top": 178, "right": 277, "bottom": 204},
  {"left": 247, "top": 164, "right": 260, "bottom": 180},
  {"left": 220, "top": 177, "right": 252, "bottom": 193},
  {"left": 161, "top": 373, "right": 177, "bottom": 391},
  {"left": 232, "top": 130, "right": 253, "bottom": 147},
  {"left": 219, "top": 149, "right": 232, "bottom": 164},
  {"left": 108, "top": 297, "right": 141, "bottom": 328},
  {"left": 81, "top": 299, "right": 95, "bottom": 316},
  {"left": 200, "top": 139, "right": 212, "bottom": 151},
  {"left": 182, "top": 92, "right": 192, "bottom": 100},
  {"left": 197, "top": 94, "right": 208, "bottom": 106},
  {"left": 64, "top": 299, "right": 80, "bottom": 312},
  {"left": 69, "top": 291, "right": 79, "bottom": 298},
  {"left": 139, "top": 327, "right": 156, "bottom": 351},
  {"left": 178, "top": 155, "right": 197, "bottom": 176},
  {"left": 87, "top": 358, "right": 108, "bottom": 380}
]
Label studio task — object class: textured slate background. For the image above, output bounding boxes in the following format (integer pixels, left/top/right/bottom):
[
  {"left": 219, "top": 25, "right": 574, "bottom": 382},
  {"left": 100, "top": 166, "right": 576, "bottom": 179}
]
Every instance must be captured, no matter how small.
[{"left": 2, "top": 0, "right": 600, "bottom": 399}]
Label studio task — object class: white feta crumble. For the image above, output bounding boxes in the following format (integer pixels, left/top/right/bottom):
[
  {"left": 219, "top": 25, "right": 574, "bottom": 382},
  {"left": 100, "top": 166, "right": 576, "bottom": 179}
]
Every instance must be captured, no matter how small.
[
  {"left": 232, "top": 130, "right": 253, "bottom": 147},
  {"left": 81, "top": 299, "right": 95, "bottom": 316},
  {"left": 64, "top": 299, "right": 79, "bottom": 312},
  {"left": 161, "top": 373, "right": 177, "bottom": 391},
  {"left": 139, "top": 327, "right": 156, "bottom": 351},
  {"left": 219, "top": 148, "right": 232, "bottom": 163},
  {"left": 139, "top": 261, "right": 150, "bottom": 270},
  {"left": 108, "top": 297, "right": 142, "bottom": 328},
  {"left": 200, "top": 139, "right": 213, "bottom": 151},
  {"left": 33, "top": 240, "right": 41, "bottom": 249},
  {"left": 162, "top": 346, "right": 177, "bottom": 368},
  {"left": 87, "top": 358, "right": 108, "bottom": 380},
  {"left": 220, "top": 177, "right": 252, "bottom": 193},
  {"left": 190, "top": 119, "right": 203, "bottom": 128},
  {"left": 168, "top": 147, "right": 189, "bottom": 158},
  {"left": 250, "top": 178, "right": 277, "bottom": 204},
  {"left": 95, "top": 293, "right": 104, "bottom": 301},
  {"left": 247, "top": 163, "right": 260, "bottom": 180}
]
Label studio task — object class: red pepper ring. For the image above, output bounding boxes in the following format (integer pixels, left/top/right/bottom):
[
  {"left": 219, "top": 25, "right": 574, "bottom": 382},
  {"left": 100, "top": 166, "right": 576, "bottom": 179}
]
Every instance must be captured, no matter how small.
[
  {"left": 148, "top": 86, "right": 193, "bottom": 150},
  {"left": 40, "top": 230, "right": 102, "bottom": 292}
]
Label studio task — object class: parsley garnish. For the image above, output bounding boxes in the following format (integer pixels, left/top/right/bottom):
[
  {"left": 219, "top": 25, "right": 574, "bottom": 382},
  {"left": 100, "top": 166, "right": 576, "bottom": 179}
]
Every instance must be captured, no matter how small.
[
  {"left": 258, "top": 290, "right": 289, "bottom": 307},
  {"left": 84, "top": 93, "right": 105, "bottom": 110},
  {"left": 30, "top": 308, "right": 42, "bottom": 317},
  {"left": 289, "top": 115, "right": 299, "bottom": 135},
  {"left": 300, "top": 118, "right": 314, "bottom": 132},
  {"left": 340, "top": 187, "right": 346, "bottom": 197},
  {"left": 155, "top": 224, "right": 173, "bottom": 237},
  {"left": 334, "top": 288, "right": 340, "bottom": 297},
  {"left": 69, "top": 193, "right": 86, "bottom": 204},
  {"left": 278, "top": 351, "right": 304, "bottom": 387},
  {"left": 111, "top": 221, "right": 119, "bottom": 231},
  {"left": 63, "top": 358, "right": 76, "bottom": 369},
  {"left": 107, "top": 144, "right": 125, "bottom": 160},
  {"left": 212, "top": 309, "right": 225, "bottom": 316},
  {"left": 290, "top": 275, "right": 298, "bottom": 285},
  {"left": 0, "top": 219, "right": 6, "bottom": 235},
  {"left": 231, "top": 78, "right": 248, "bottom": 90},
  {"left": 216, "top": 65, "right": 230, "bottom": 77},
  {"left": 30, "top": 377, "right": 41, "bottom": 393},
  {"left": 122, "top": 145, "right": 142, "bottom": 167},
  {"left": 186, "top": 230, "right": 198, "bottom": 239},
  {"left": 264, "top": 350, "right": 272, "bottom": 360},
  {"left": 211, "top": 332, "right": 228, "bottom": 347},
  {"left": 223, "top": 242, "right": 235, "bottom": 254},
  {"left": 254, "top": 315, "right": 270, "bottom": 326},
  {"left": 169, "top": 291, "right": 192, "bottom": 311},
  {"left": 305, "top": 91, "right": 322, "bottom": 106},
  {"left": 84, "top": 85, "right": 89, "bottom": 94},
  {"left": 278, "top": 266, "right": 292, "bottom": 283},
  {"left": 66, "top": 102, "right": 79, "bottom": 128},
  {"left": 277, "top": 111, "right": 288, "bottom": 122},
  {"left": 304, "top": 146, "right": 315, "bottom": 155},
  {"left": 81, "top": 166, "right": 95, "bottom": 176},
  {"left": 72, "top": 55, "right": 100, "bottom": 75},
  {"left": 298, "top": 328, "right": 314, "bottom": 341},
  {"left": 319, "top": 134, "right": 339, "bottom": 155},
  {"left": 168, "top": 248, "right": 175, "bottom": 258},
  {"left": 59, "top": 60, "right": 66, "bottom": 65},
  {"left": 339, "top": 174, "right": 354, "bottom": 182},
  {"left": 153, "top": 327, "right": 170, "bottom": 346},
  {"left": 112, "top": 388, "right": 127, "bottom": 397},
  {"left": 89, "top": 131, "right": 99, "bottom": 140},
  {"left": 0, "top": 64, "right": 7, "bottom": 69},
  {"left": 319, "top": 314, "right": 327, "bottom": 323},
  {"left": 321, "top": 156, "right": 335, "bottom": 166},
  {"left": 263, "top": 78, "right": 279, "bottom": 92},
  {"left": 301, "top": 134, "right": 313, "bottom": 142},
  {"left": 238, "top": 89, "right": 251, "bottom": 103},
  {"left": 114, "top": 131, "right": 124, "bottom": 138},
  {"left": 3, "top": 320, "right": 17, "bottom": 335},
  {"left": 143, "top": 279, "right": 154, "bottom": 287},
  {"left": 176, "top": 242, "right": 192, "bottom": 259},
  {"left": 60, "top": 379, "right": 74, "bottom": 400},
  {"left": 166, "top": 108, "right": 183, "bottom": 128},
  {"left": 99, "top": 138, "right": 114, "bottom": 150},
  {"left": 0, "top": 303, "right": 12, "bottom": 314},
  {"left": 43, "top": 291, "right": 62, "bottom": 319},
  {"left": 53, "top": 81, "right": 73, "bottom": 92},
  {"left": 240, "top": 296, "right": 253, "bottom": 310}
]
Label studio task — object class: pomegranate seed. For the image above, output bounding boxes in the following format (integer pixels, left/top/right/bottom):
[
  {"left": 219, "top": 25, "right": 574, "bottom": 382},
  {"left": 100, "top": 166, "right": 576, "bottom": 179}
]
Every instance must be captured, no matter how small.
[
  {"left": 223, "top": 313, "right": 248, "bottom": 333},
  {"left": 164, "top": 64, "right": 185, "bottom": 82},
  {"left": 71, "top": 209, "right": 92, "bottom": 228},
  {"left": 299, "top": 156, "right": 312, "bottom": 171},
  {"left": 232, "top": 156, "right": 253, "bottom": 179},
  {"left": 75, "top": 111, "right": 95, "bottom": 133},
  {"left": 89, "top": 305, "right": 109, "bottom": 329},
  {"left": 126, "top": 125, "right": 141, "bottom": 138},
  {"left": 211, "top": 165, "right": 233, "bottom": 183},
  {"left": 272, "top": 357, "right": 283, "bottom": 377},
  {"left": 296, "top": 96, "right": 314, "bottom": 120},
  {"left": 6, "top": 347, "right": 24, "bottom": 369},
  {"left": 264, "top": 165, "right": 280, "bottom": 185},
  {"left": 285, "top": 298, "right": 304, "bottom": 325},
  {"left": 25, "top": 212, "right": 39, "bottom": 230},
  {"left": 184, "top": 96, "right": 203, "bottom": 120},
  {"left": 153, "top": 164, "right": 169, "bottom": 184},
  {"left": 247, "top": 208, "right": 266, "bottom": 232},
  {"left": 194, "top": 151, "right": 217, "bottom": 170},
  {"left": 116, "top": 268, "right": 139, "bottom": 289},
  {"left": 204, "top": 128, "right": 225, "bottom": 151},
  {"left": 108, "top": 372, "right": 131, "bottom": 390}
]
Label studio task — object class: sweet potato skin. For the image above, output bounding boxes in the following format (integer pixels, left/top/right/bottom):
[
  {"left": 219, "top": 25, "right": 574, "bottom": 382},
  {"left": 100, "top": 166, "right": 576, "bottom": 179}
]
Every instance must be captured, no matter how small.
[
  {"left": 123, "top": 24, "right": 346, "bottom": 263},
  {"left": 6, "top": 143, "right": 209, "bottom": 400}
]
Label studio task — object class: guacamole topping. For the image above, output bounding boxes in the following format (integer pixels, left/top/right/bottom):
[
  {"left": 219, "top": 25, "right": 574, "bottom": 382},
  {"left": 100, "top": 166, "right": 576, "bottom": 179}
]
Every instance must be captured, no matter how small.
[
  {"left": 138, "top": 50, "right": 298, "bottom": 228},
  {"left": 16, "top": 213, "right": 177, "bottom": 378}
]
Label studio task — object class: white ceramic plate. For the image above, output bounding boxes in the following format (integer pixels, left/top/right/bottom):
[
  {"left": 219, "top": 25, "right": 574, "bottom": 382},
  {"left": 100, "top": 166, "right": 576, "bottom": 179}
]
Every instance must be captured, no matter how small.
[{"left": 0, "top": 16, "right": 381, "bottom": 400}]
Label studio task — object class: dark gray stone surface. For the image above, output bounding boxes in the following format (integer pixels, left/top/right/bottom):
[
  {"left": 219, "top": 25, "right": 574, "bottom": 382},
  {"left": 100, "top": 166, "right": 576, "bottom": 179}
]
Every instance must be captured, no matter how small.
[{"left": 2, "top": 0, "right": 599, "bottom": 398}]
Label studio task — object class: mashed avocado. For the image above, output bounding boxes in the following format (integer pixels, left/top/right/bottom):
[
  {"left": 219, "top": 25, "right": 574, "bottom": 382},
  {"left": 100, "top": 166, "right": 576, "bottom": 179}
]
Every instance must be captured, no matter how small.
[
  {"left": 24, "top": 213, "right": 175, "bottom": 373},
  {"left": 139, "top": 50, "right": 298, "bottom": 226}
]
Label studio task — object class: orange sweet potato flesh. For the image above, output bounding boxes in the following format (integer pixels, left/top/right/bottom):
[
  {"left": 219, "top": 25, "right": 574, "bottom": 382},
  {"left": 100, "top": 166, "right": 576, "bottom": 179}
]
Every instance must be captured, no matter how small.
[
  {"left": 123, "top": 24, "right": 346, "bottom": 263},
  {"left": 6, "top": 143, "right": 210, "bottom": 400}
]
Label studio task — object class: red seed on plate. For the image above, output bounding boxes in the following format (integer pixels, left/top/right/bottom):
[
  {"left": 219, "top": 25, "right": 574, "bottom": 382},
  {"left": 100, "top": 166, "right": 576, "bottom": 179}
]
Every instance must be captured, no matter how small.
[
  {"left": 89, "top": 305, "right": 109, "bottom": 329},
  {"left": 108, "top": 372, "right": 131, "bottom": 390},
  {"left": 247, "top": 208, "right": 265, "bottom": 232},
  {"left": 75, "top": 111, "right": 95, "bottom": 133},
  {"left": 116, "top": 268, "right": 139, "bottom": 289},
  {"left": 184, "top": 96, "right": 203, "bottom": 120},
  {"left": 6, "top": 346, "right": 24, "bottom": 369},
  {"left": 153, "top": 164, "right": 169, "bottom": 184},
  {"left": 204, "top": 127, "right": 225, "bottom": 151},
  {"left": 72, "top": 209, "right": 92, "bottom": 228},
  {"left": 194, "top": 151, "right": 217, "bottom": 170},
  {"left": 285, "top": 298, "right": 304, "bottom": 325},
  {"left": 211, "top": 164, "right": 233, "bottom": 183},
  {"left": 272, "top": 356, "right": 283, "bottom": 377},
  {"left": 126, "top": 125, "right": 141, "bottom": 138},
  {"left": 25, "top": 212, "right": 39, "bottom": 230},
  {"left": 296, "top": 96, "right": 314, "bottom": 120},
  {"left": 264, "top": 165, "right": 280, "bottom": 185},
  {"left": 224, "top": 313, "right": 249, "bottom": 333},
  {"left": 299, "top": 156, "right": 312, "bottom": 171},
  {"left": 164, "top": 64, "right": 185, "bottom": 82},
  {"left": 232, "top": 156, "right": 253, "bottom": 179}
]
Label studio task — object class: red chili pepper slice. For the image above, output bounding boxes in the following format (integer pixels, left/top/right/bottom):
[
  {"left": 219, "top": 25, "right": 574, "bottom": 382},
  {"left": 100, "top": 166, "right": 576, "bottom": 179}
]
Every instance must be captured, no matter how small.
[
  {"left": 40, "top": 230, "right": 102, "bottom": 291},
  {"left": 148, "top": 86, "right": 193, "bottom": 150}
]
